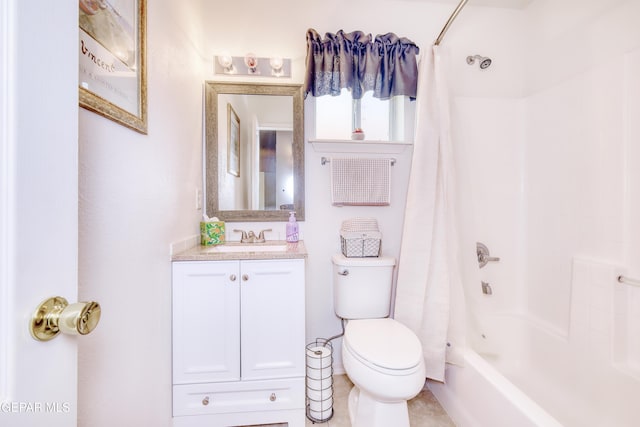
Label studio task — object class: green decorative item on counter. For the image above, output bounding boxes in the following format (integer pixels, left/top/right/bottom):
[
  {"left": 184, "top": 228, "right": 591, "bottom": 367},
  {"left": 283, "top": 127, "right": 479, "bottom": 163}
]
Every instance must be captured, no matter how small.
[{"left": 200, "top": 221, "right": 225, "bottom": 246}]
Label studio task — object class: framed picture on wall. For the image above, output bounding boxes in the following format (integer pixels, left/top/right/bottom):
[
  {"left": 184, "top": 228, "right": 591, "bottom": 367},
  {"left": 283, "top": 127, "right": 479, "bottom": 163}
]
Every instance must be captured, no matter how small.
[
  {"left": 227, "top": 104, "right": 240, "bottom": 177},
  {"left": 79, "top": 0, "right": 148, "bottom": 134}
]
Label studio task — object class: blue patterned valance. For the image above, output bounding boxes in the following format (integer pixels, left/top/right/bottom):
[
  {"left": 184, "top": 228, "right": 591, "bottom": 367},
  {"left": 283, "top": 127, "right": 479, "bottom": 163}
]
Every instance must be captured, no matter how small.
[{"left": 304, "top": 28, "right": 420, "bottom": 100}]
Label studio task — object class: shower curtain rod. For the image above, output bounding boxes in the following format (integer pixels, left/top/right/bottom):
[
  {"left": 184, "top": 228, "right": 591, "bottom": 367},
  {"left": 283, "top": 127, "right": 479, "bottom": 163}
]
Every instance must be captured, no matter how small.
[{"left": 434, "top": 0, "right": 469, "bottom": 46}]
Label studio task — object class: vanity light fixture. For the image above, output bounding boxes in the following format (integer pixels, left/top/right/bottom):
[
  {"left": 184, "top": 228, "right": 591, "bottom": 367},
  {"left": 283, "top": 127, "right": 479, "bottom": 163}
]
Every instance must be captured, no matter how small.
[{"left": 214, "top": 54, "right": 291, "bottom": 78}]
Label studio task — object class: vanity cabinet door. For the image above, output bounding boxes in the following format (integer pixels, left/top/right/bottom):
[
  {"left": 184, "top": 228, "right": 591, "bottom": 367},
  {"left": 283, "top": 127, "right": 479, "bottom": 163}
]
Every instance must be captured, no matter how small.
[
  {"left": 240, "top": 259, "right": 305, "bottom": 380},
  {"left": 172, "top": 261, "right": 241, "bottom": 384}
]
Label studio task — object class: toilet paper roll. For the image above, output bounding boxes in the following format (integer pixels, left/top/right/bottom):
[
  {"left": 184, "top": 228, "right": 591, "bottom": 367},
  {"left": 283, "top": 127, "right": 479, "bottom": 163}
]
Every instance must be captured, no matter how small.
[
  {"left": 309, "top": 406, "right": 333, "bottom": 421},
  {"left": 306, "top": 346, "right": 332, "bottom": 369},
  {"left": 306, "top": 387, "right": 333, "bottom": 402},
  {"left": 309, "top": 397, "right": 332, "bottom": 411},
  {"left": 306, "top": 376, "right": 332, "bottom": 391},
  {"left": 306, "top": 365, "right": 332, "bottom": 380}
]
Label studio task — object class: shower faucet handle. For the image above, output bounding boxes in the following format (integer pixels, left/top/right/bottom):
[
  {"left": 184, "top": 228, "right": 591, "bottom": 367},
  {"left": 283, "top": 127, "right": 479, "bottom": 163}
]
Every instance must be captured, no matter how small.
[
  {"left": 479, "top": 253, "right": 500, "bottom": 263},
  {"left": 476, "top": 242, "right": 500, "bottom": 268}
]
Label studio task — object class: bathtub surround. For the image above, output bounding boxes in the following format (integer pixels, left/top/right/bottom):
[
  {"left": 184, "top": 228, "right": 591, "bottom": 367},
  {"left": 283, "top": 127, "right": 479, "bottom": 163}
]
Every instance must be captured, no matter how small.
[
  {"left": 432, "top": 260, "right": 640, "bottom": 426},
  {"left": 428, "top": 349, "right": 563, "bottom": 427},
  {"left": 395, "top": 45, "right": 466, "bottom": 382},
  {"left": 429, "top": 1, "right": 640, "bottom": 426}
]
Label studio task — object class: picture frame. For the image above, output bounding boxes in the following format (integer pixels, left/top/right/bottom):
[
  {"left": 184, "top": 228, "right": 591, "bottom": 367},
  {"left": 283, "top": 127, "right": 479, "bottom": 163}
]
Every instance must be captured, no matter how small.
[
  {"left": 79, "top": 0, "right": 147, "bottom": 134},
  {"left": 227, "top": 103, "right": 240, "bottom": 177}
]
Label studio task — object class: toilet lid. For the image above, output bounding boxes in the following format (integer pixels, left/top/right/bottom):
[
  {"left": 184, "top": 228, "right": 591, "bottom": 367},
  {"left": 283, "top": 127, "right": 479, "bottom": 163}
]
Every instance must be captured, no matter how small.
[{"left": 344, "top": 319, "right": 422, "bottom": 370}]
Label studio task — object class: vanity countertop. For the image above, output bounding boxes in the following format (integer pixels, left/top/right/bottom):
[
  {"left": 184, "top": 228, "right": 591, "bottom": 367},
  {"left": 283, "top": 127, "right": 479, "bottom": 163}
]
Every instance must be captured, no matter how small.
[{"left": 172, "top": 240, "right": 307, "bottom": 261}]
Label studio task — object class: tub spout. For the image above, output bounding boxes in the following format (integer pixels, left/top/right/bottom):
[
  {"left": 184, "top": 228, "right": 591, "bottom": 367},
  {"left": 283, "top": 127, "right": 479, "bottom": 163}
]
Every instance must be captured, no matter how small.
[{"left": 481, "top": 281, "right": 493, "bottom": 295}]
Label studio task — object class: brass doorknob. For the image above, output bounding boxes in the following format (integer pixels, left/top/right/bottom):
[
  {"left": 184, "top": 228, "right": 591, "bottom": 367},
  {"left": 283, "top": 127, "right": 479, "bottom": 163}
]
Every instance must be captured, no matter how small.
[{"left": 30, "top": 296, "right": 101, "bottom": 341}]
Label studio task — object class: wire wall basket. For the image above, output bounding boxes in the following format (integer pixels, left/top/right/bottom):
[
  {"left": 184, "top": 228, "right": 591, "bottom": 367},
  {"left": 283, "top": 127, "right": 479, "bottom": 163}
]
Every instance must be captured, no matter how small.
[
  {"left": 340, "top": 217, "right": 382, "bottom": 258},
  {"left": 306, "top": 339, "right": 334, "bottom": 423}
]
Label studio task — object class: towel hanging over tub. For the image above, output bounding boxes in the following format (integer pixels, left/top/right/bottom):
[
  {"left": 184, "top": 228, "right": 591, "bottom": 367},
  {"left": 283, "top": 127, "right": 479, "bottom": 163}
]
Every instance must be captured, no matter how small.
[{"left": 330, "top": 158, "right": 391, "bottom": 206}]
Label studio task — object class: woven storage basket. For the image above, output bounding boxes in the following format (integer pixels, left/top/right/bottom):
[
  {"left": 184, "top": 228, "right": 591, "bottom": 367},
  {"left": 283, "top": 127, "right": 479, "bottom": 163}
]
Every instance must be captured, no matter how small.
[{"left": 340, "top": 218, "right": 381, "bottom": 258}]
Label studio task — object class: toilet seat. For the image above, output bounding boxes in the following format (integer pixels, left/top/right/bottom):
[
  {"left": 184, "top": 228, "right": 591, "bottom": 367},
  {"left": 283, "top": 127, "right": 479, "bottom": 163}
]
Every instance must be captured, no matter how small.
[{"left": 344, "top": 319, "right": 423, "bottom": 375}]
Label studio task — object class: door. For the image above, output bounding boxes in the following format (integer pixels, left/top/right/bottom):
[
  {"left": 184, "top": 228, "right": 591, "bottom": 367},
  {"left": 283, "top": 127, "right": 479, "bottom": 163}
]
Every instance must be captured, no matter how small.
[{"left": 1, "top": 1, "right": 80, "bottom": 426}]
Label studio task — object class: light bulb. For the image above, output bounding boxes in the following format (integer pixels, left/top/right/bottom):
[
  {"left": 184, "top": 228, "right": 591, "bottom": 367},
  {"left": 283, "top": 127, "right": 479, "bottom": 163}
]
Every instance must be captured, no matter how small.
[
  {"left": 269, "top": 57, "right": 283, "bottom": 71},
  {"left": 217, "top": 55, "right": 233, "bottom": 69},
  {"left": 244, "top": 53, "right": 258, "bottom": 69}
]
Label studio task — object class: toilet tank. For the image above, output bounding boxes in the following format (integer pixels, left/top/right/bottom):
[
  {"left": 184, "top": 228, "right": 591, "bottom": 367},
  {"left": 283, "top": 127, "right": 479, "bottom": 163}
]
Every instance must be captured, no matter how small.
[{"left": 332, "top": 254, "right": 396, "bottom": 319}]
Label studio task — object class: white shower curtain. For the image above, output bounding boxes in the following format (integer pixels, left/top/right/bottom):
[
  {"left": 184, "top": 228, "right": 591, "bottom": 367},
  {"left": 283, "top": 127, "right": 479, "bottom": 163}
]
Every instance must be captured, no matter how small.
[{"left": 394, "top": 45, "right": 466, "bottom": 382}]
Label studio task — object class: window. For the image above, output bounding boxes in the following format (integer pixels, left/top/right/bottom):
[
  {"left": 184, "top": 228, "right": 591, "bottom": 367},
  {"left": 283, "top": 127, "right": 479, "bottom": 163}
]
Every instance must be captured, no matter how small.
[{"left": 314, "top": 89, "right": 414, "bottom": 142}]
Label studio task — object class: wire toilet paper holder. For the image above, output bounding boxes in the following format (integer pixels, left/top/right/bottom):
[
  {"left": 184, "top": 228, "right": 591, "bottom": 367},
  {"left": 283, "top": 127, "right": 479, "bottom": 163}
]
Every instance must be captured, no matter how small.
[{"left": 306, "top": 339, "right": 334, "bottom": 423}]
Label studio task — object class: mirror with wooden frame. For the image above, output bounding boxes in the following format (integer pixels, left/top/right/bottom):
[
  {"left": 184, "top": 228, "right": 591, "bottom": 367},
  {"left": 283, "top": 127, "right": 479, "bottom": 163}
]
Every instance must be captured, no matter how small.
[{"left": 204, "top": 82, "right": 304, "bottom": 222}]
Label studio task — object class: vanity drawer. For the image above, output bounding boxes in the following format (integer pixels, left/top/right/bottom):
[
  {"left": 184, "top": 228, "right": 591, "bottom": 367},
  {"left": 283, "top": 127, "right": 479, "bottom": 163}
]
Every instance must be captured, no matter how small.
[{"left": 173, "top": 377, "right": 305, "bottom": 417}]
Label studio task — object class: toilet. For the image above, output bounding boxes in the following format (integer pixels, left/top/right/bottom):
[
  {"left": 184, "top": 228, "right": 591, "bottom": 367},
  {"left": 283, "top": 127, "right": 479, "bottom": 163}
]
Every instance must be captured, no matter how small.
[{"left": 332, "top": 254, "right": 426, "bottom": 427}]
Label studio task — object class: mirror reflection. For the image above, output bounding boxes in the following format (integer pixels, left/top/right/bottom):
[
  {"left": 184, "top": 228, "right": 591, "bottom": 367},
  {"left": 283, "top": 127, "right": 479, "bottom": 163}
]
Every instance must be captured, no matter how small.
[{"left": 205, "top": 82, "right": 304, "bottom": 222}]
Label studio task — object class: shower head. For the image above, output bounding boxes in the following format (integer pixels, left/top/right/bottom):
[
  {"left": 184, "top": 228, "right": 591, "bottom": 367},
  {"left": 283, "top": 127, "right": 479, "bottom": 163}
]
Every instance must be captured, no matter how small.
[{"left": 466, "top": 55, "right": 492, "bottom": 69}]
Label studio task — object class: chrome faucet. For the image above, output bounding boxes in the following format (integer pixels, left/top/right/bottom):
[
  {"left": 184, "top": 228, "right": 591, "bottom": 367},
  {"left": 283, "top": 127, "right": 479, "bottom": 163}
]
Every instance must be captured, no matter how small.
[
  {"left": 255, "top": 229, "right": 272, "bottom": 243},
  {"left": 233, "top": 228, "right": 272, "bottom": 243},
  {"left": 481, "top": 281, "right": 493, "bottom": 295},
  {"left": 233, "top": 229, "right": 252, "bottom": 243}
]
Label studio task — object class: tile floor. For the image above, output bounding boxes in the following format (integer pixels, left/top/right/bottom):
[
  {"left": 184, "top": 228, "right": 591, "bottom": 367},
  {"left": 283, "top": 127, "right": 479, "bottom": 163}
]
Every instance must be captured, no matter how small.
[{"left": 244, "top": 374, "right": 455, "bottom": 427}]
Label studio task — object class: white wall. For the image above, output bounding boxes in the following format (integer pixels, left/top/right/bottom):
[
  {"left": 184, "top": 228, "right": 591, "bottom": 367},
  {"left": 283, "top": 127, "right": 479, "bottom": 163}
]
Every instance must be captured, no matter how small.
[{"left": 77, "top": 1, "right": 206, "bottom": 425}]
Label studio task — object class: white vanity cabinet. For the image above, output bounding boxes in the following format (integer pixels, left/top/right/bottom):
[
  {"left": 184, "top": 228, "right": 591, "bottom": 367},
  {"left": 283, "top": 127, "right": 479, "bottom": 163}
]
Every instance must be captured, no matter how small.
[{"left": 171, "top": 257, "right": 306, "bottom": 427}]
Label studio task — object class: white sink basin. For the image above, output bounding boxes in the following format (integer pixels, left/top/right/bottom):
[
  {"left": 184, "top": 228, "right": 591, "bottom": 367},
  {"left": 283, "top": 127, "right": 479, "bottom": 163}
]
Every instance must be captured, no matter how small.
[{"left": 205, "top": 243, "right": 288, "bottom": 253}]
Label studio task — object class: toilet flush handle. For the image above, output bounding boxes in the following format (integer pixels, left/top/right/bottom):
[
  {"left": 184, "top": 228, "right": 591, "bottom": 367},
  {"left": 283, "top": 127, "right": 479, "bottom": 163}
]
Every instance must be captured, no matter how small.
[{"left": 337, "top": 269, "right": 349, "bottom": 276}]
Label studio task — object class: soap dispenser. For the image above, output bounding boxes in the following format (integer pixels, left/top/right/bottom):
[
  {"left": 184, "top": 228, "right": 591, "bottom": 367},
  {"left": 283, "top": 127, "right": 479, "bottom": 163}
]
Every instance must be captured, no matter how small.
[{"left": 286, "top": 211, "right": 299, "bottom": 243}]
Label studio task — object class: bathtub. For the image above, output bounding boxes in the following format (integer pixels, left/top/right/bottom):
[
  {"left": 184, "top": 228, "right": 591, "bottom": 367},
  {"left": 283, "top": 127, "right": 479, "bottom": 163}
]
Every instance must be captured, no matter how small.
[{"left": 427, "top": 313, "right": 640, "bottom": 427}]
